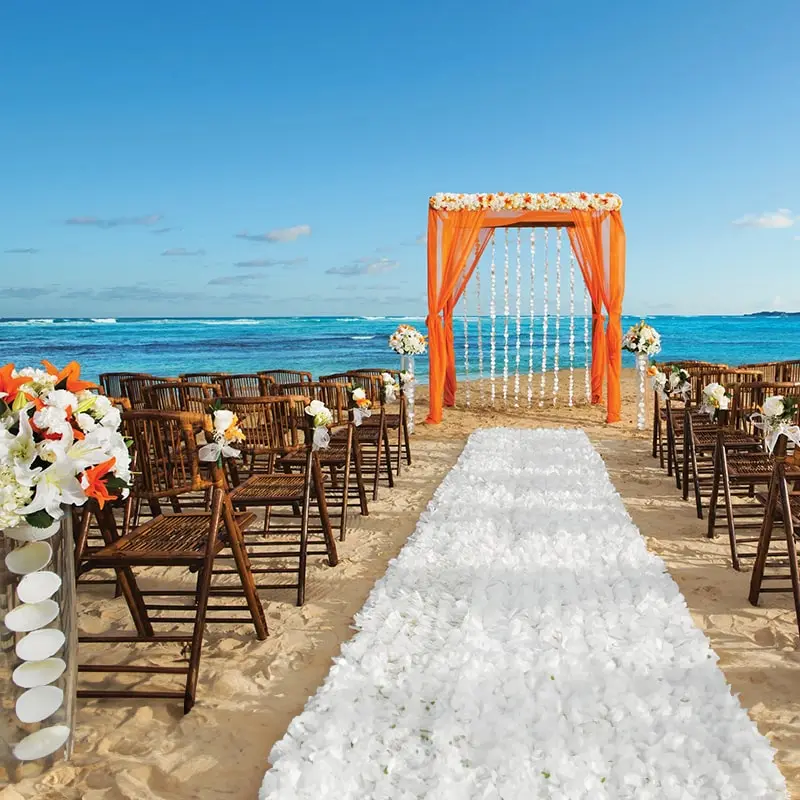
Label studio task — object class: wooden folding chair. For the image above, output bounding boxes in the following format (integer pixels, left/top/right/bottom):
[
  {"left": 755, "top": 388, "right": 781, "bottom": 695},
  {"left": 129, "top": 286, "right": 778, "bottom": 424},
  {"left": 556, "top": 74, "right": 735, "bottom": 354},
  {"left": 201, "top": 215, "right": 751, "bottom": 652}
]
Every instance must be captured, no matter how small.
[
  {"left": 179, "top": 371, "right": 230, "bottom": 384},
  {"left": 258, "top": 370, "right": 313, "bottom": 392},
  {"left": 320, "top": 372, "right": 394, "bottom": 500},
  {"left": 748, "top": 438, "right": 800, "bottom": 635},
  {"left": 218, "top": 373, "right": 272, "bottom": 397},
  {"left": 120, "top": 375, "right": 176, "bottom": 410},
  {"left": 77, "top": 410, "right": 267, "bottom": 714},
  {"left": 145, "top": 381, "right": 220, "bottom": 414},
  {"left": 100, "top": 372, "right": 151, "bottom": 398},
  {"left": 277, "top": 381, "right": 369, "bottom": 540},
  {"left": 216, "top": 396, "right": 338, "bottom": 606}
]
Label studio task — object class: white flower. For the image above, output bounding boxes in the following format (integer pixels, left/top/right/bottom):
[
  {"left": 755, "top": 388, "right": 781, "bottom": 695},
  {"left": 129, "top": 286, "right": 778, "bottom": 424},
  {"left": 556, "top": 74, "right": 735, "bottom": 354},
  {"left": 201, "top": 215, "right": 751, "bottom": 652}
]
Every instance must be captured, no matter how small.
[
  {"left": 212, "top": 409, "right": 234, "bottom": 434},
  {"left": 350, "top": 388, "right": 366, "bottom": 403},
  {"left": 0, "top": 412, "right": 37, "bottom": 469},
  {"left": 18, "top": 457, "right": 87, "bottom": 519},
  {"left": 718, "top": 395, "right": 731, "bottom": 410},
  {"left": 91, "top": 394, "right": 111, "bottom": 416},
  {"left": 306, "top": 400, "right": 328, "bottom": 417},
  {"left": 43, "top": 389, "right": 78, "bottom": 411},
  {"left": 313, "top": 409, "right": 333, "bottom": 428},
  {"left": 32, "top": 405, "right": 69, "bottom": 435},
  {"left": 15, "top": 368, "right": 57, "bottom": 397},
  {"left": 0, "top": 464, "right": 33, "bottom": 528},
  {"left": 99, "top": 406, "right": 122, "bottom": 429},
  {"left": 763, "top": 395, "right": 785, "bottom": 419},
  {"left": 75, "top": 412, "right": 97, "bottom": 433}
]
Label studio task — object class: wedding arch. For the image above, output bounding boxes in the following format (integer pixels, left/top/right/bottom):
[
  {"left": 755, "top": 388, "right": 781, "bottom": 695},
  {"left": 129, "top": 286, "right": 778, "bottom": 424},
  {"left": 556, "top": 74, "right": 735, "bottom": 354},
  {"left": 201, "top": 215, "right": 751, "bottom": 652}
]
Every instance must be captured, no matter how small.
[{"left": 425, "top": 192, "right": 626, "bottom": 424}]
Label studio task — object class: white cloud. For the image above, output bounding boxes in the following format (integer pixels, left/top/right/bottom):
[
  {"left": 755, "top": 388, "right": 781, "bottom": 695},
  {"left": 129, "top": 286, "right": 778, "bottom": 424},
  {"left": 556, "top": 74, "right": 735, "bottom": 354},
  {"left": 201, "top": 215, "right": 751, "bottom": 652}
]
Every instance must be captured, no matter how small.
[
  {"left": 732, "top": 209, "right": 794, "bottom": 229},
  {"left": 326, "top": 257, "right": 399, "bottom": 277},
  {"left": 161, "top": 248, "right": 205, "bottom": 256},
  {"left": 235, "top": 225, "right": 311, "bottom": 243}
]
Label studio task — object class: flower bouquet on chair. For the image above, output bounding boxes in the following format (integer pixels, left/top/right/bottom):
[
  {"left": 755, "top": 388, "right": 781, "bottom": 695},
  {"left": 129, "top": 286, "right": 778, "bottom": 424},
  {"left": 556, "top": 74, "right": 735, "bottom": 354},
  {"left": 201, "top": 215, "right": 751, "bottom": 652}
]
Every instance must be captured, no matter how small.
[
  {"left": 751, "top": 395, "right": 800, "bottom": 453},
  {"left": 0, "top": 361, "right": 130, "bottom": 779},
  {"left": 347, "top": 386, "right": 372, "bottom": 428},
  {"left": 649, "top": 365, "right": 690, "bottom": 401},
  {"left": 700, "top": 382, "right": 732, "bottom": 422}
]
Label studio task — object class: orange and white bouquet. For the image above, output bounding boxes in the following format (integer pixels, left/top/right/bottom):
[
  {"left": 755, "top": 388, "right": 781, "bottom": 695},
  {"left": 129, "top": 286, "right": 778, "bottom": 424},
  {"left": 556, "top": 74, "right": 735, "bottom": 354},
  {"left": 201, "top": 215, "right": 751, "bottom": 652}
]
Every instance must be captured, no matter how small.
[
  {"left": 199, "top": 400, "right": 246, "bottom": 465},
  {"left": 0, "top": 361, "right": 131, "bottom": 537},
  {"left": 348, "top": 386, "right": 372, "bottom": 427},
  {"left": 389, "top": 325, "right": 426, "bottom": 356}
]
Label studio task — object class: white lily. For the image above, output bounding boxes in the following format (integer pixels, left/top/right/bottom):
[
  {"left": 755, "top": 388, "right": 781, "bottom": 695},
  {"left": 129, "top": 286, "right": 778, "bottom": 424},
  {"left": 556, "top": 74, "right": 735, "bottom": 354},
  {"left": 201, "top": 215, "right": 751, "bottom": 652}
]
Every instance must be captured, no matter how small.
[
  {"left": 0, "top": 411, "right": 37, "bottom": 469},
  {"left": 18, "top": 457, "right": 87, "bottom": 519}
]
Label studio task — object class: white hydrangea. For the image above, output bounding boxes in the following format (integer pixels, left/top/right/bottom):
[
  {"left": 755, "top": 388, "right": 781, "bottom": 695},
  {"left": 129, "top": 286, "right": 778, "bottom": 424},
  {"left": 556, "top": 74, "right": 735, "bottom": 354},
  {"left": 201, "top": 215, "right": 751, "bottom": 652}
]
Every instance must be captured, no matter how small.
[{"left": 0, "top": 465, "right": 33, "bottom": 529}]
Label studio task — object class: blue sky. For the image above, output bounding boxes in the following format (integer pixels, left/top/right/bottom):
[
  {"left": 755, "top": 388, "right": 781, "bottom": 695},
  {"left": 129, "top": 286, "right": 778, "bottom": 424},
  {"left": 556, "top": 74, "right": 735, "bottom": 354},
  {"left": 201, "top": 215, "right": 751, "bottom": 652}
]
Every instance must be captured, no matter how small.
[{"left": 1, "top": 1, "right": 798, "bottom": 318}]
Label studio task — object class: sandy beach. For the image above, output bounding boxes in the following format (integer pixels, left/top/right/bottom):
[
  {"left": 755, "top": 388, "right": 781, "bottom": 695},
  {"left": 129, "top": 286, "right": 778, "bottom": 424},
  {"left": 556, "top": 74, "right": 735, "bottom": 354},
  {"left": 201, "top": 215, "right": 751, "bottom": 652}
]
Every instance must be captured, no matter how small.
[{"left": 3, "top": 367, "right": 800, "bottom": 800}]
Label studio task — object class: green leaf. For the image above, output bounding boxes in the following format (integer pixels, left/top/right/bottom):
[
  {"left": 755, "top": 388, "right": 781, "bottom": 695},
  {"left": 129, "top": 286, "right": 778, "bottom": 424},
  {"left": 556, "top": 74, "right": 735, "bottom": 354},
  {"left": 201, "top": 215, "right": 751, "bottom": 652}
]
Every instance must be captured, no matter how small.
[
  {"left": 105, "top": 476, "right": 129, "bottom": 491},
  {"left": 0, "top": 398, "right": 7, "bottom": 416},
  {"left": 55, "top": 377, "right": 68, "bottom": 391},
  {"left": 25, "top": 510, "right": 56, "bottom": 529}
]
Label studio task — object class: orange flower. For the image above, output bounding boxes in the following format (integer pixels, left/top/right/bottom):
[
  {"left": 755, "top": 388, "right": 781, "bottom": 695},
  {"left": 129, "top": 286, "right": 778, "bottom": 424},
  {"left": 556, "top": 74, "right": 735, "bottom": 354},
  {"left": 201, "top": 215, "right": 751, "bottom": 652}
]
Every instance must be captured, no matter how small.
[
  {"left": 42, "top": 360, "right": 96, "bottom": 392},
  {"left": 0, "top": 363, "right": 33, "bottom": 404},
  {"left": 82, "top": 458, "right": 117, "bottom": 509},
  {"left": 647, "top": 365, "right": 659, "bottom": 377}
]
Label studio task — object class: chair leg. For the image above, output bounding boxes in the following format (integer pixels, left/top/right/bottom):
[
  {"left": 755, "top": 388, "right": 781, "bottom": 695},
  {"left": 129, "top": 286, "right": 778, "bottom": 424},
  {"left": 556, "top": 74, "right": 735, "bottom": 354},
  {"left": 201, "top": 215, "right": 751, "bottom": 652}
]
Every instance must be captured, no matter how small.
[
  {"left": 312, "top": 457, "right": 338, "bottom": 567},
  {"left": 690, "top": 443, "right": 704, "bottom": 520},
  {"left": 382, "top": 425, "right": 395, "bottom": 489},
  {"left": 372, "top": 432, "right": 383, "bottom": 502},
  {"left": 297, "top": 467, "right": 313, "bottom": 607},
  {"left": 339, "top": 432, "right": 353, "bottom": 542},
  {"left": 223, "top": 504, "right": 268, "bottom": 640},
  {"left": 183, "top": 561, "right": 213, "bottom": 714},
  {"left": 352, "top": 439, "right": 369, "bottom": 517},
  {"left": 395, "top": 424, "right": 402, "bottom": 476},
  {"left": 74, "top": 506, "right": 93, "bottom": 572},
  {"left": 403, "top": 415, "right": 412, "bottom": 466},
  {"left": 707, "top": 447, "right": 722, "bottom": 539},
  {"left": 779, "top": 477, "right": 800, "bottom": 637},
  {"left": 750, "top": 468, "right": 781, "bottom": 607},
  {"left": 719, "top": 447, "right": 740, "bottom": 569}
]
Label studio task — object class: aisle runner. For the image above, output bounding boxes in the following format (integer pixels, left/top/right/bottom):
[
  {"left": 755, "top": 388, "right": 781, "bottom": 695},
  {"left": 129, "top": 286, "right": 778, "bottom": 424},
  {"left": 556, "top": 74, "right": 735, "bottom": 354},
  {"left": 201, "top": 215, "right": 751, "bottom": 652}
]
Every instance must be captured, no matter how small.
[{"left": 260, "top": 429, "right": 786, "bottom": 799}]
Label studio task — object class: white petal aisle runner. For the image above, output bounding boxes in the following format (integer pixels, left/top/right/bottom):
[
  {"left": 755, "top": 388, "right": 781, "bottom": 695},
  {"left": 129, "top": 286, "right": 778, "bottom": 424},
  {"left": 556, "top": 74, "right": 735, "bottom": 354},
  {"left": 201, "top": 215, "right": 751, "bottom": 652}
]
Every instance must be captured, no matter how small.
[{"left": 259, "top": 429, "right": 787, "bottom": 800}]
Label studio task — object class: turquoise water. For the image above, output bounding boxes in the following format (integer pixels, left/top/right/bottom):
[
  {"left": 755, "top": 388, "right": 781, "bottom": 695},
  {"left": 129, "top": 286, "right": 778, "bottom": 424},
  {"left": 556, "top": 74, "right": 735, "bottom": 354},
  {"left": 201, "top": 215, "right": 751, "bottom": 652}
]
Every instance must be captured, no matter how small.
[{"left": 0, "top": 315, "right": 798, "bottom": 381}]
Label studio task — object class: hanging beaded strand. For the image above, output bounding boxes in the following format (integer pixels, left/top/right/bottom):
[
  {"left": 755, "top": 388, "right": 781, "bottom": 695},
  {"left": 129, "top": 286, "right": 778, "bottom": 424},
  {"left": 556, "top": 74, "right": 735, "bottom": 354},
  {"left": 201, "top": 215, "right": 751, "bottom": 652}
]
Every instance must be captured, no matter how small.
[
  {"left": 475, "top": 241, "right": 484, "bottom": 405},
  {"left": 514, "top": 228, "right": 522, "bottom": 407},
  {"left": 463, "top": 271, "right": 470, "bottom": 408},
  {"left": 528, "top": 229, "right": 535, "bottom": 408},
  {"left": 489, "top": 232, "right": 497, "bottom": 406},
  {"left": 539, "top": 228, "right": 549, "bottom": 407},
  {"left": 553, "top": 227, "right": 562, "bottom": 406},
  {"left": 568, "top": 243, "right": 576, "bottom": 408},
  {"left": 503, "top": 228, "right": 510, "bottom": 406},
  {"left": 584, "top": 285, "right": 591, "bottom": 403}
]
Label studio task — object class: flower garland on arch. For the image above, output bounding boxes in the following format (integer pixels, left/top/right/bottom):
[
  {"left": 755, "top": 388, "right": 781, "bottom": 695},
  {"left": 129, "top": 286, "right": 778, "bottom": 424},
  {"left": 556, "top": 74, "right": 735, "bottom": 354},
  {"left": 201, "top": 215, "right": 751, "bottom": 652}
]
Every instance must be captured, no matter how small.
[
  {"left": 0, "top": 361, "right": 131, "bottom": 533},
  {"left": 429, "top": 192, "right": 622, "bottom": 212}
]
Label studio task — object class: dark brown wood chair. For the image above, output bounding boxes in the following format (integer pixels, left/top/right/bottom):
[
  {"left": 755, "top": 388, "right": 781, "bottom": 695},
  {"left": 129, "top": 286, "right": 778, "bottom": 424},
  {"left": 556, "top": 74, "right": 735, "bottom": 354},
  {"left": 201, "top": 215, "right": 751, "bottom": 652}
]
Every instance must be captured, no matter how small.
[
  {"left": 749, "top": 438, "right": 800, "bottom": 635},
  {"left": 77, "top": 410, "right": 267, "bottom": 714},
  {"left": 320, "top": 372, "right": 393, "bottom": 500},
  {"left": 100, "top": 372, "right": 151, "bottom": 398},
  {"left": 277, "top": 381, "right": 369, "bottom": 540},
  {"left": 218, "top": 373, "right": 273, "bottom": 398},
  {"left": 144, "top": 381, "right": 220, "bottom": 415},
  {"left": 179, "top": 371, "right": 230, "bottom": 384},
  {"left": 258, "top": 370, "right": 313, "bottom": 392},
  {"left": 707, "top": 384, "right": 800, "bottom": 568},
  {"left": 215, "top": 396, "right": 338, "bottom": 606},
  {"left": 120, "top": 375, "right": 175, "bottom": 410}
]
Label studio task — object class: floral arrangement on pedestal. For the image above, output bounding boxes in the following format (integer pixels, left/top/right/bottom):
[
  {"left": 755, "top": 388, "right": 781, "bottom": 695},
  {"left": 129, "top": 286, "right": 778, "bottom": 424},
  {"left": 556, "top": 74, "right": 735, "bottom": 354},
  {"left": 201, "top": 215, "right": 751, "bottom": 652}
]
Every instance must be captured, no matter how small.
[
  {"left": 751, "top": 395, "right": 800, "bottom": 453},
  {"left": 305, "top": 400, "right": 333, "bottom": 450},
  {"left": 388, "top": 325, "right": 426, "bottom": 356},
  {"left": 623, "top": 321, "right": 662, "bottom": 430},
  {"left": 0, "top": 360, "right": 130, "bottom": 770},
  {"left": 700, "top": 382, "right": 732, "bottom": 421}
]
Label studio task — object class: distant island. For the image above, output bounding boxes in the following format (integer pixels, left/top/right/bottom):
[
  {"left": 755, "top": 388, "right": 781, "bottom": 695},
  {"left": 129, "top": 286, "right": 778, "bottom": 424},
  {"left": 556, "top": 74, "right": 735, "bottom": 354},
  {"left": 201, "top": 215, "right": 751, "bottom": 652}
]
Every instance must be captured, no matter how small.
[{"left": 747, "top": 311, "right": 800, "bottom": 317}]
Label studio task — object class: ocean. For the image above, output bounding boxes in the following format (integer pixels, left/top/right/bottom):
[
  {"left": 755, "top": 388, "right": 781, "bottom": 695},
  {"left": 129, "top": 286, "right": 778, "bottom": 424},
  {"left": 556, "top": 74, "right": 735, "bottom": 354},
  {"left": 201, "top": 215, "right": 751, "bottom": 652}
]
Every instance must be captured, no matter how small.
[{"left": 0, "top": 315, "right": 798, "bottom": 382}]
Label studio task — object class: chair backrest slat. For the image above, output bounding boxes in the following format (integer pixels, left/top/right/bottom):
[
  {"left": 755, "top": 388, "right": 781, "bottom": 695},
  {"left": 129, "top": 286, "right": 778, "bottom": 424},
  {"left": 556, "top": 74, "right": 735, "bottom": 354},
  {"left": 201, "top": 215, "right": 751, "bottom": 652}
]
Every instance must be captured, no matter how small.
[
  {"left": 216, "top": 396, "right": 304, "bottom": 453},
  {"left": 145, "top": 382, "right": 219, "bottom": 415},
  {"left": 319, "top": 372, "right": 385, "bottom": 407},
  {"left": 100, "top": 372, "right": 151, "bottom": 398},
  {"left": 258, "top": 370, "right": 313, "bottom": 391},
  {"left": 218, "top": 374, "right": 271, "bottom": 398},
  {"left": 120, "top": 376, "right": 176, "bottom": 410}
]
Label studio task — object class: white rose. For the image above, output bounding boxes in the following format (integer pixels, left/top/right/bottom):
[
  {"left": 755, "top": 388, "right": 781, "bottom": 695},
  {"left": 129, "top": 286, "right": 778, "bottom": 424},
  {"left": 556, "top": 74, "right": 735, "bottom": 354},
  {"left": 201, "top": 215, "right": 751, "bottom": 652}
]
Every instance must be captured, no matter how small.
[
  {"left": 213, "top": 409, "right": 234, "bottom": 434},
  {"left": 92, "top": 394, "right": 112, "bottom": 416},
  {"left": 99, "top": 407, "right": 122, "bottom": 430},
  {"left": 763, "top": 396, "right": 785, "bottom": 418},
  {"left": 44, "top": 389, "right": 78, "bottom": 411},
  {"left": 33, "top": 405, "right": 68, "bottom": 432},
  {"left": 75, "top": 412, "right": 97, "bottom": 433},
  {"left": 351, "top": 388, "right": 366, "bottom": 402},
  {"left": 306, "top": 400, "right": 327, "bottom": 417}
]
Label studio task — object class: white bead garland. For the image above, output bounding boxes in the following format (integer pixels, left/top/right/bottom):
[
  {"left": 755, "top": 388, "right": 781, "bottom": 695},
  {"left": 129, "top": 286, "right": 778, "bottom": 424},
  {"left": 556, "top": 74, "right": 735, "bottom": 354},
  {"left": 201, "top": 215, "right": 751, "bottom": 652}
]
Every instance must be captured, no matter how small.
[
  {"left": 514, "top": 229, "right": 521, "bottom": 407},
  {"left": 584, "top": 285, "right": 591, "bottom": 403},
  {"left": 553, "top": 227, "right": 561, "bottom": 406},
  {"left": 475, "top": 248, "right": 484, "bottom": 405},
  {"left": 528, "top": 230, "right": 536, "bottom": 408},
  {"left": 539, "top": 228, "right": 549, "bottom": 407},
  {"left": 489, "top": 232, "right": 496, "bottom": 405},
  {"left": 503, "top": 228, "right": 509, "bottom": 406},
  {"left": 568, "top": 245, "right": 576, "bottom": 408}
]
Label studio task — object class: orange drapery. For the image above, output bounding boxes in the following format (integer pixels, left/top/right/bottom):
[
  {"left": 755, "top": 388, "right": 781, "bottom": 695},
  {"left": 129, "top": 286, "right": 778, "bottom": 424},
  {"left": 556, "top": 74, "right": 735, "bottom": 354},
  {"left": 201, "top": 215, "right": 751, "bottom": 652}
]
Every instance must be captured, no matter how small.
[{"left": 426, "top": 206, "right": 625, "bottom": 424}]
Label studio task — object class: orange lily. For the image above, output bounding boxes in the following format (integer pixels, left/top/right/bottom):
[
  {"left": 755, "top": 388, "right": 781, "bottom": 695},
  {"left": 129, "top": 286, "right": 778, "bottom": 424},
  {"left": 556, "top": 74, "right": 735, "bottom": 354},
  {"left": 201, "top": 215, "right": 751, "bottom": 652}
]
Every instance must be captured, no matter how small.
[
  {"left": 82, "top": 457, "right": 117, "bottom": 509},
  {"left": 0, "top": 363, "right": 33, "bottom": 404},
  {"left": 42, "top": 360, "right": 97, "bottom": 393}
]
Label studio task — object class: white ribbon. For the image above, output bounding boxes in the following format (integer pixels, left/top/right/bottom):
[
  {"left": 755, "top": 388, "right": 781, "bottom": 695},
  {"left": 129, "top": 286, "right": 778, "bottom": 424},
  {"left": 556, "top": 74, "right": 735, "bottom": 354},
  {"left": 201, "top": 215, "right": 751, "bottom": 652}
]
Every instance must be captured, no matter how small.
[
  {"left": 384, "top": 384, "right": 397, "bottom": 403},
  {"left": 353, "top": 407, "right": 372, "bottom": 427},
  {"left": 750, "top": 414, "right": 800, "bottom": 454},
  {"left": 198, "top": 437, "right": 240, "bottom": 463},
  {"left": 312, "top": 425, "right": 330, "bottom": 451}
]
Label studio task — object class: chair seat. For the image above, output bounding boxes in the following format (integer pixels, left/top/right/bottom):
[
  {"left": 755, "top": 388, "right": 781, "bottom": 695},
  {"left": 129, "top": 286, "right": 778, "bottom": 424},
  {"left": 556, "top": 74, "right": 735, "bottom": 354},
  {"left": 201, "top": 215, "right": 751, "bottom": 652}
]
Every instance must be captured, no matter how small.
[
  {"left": 756, "top": 492, "right": 800, "bottom": 525},
  {"left": 89, "top": 511, "right": 255, "bottom": 564},
  {"left": 362, "top": 413, "right": 402, "bottom": 429},
  {"left": 280, "top": 445, "right": 348, "bottom": 467},
  {"left": 335, "top": 426, "right": 381, "bottom": 445},
  {"left": 727, "top": 454, "right": 774, "bottom": 478},
  {"left": 693, "top": 430, "right": 760, "bottom": 448},
  {"left": 230, "top": 474, "right": 308, "bottom": 503}
]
